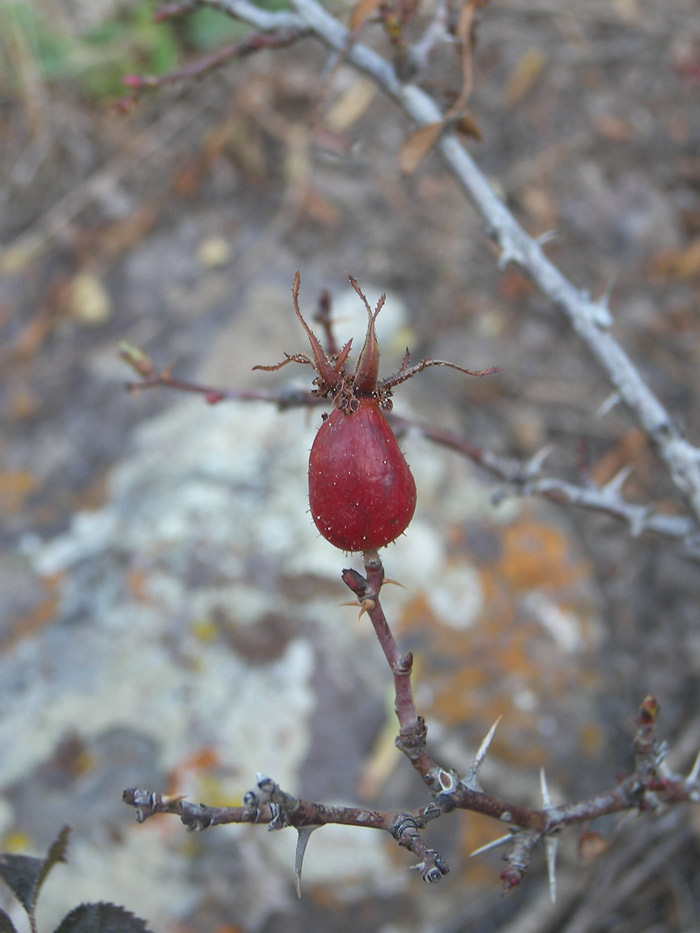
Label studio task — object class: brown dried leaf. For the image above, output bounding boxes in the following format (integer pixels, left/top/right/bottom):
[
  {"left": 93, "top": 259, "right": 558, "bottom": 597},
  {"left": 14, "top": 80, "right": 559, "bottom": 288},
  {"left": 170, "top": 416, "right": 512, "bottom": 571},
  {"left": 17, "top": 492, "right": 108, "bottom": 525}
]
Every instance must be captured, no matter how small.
[
  {"left": 593, "top": 114, "right": 638, "bottom": 142},
  {"left": 399, "top": 121, "right": 444, "bottom": 175},
  {"left": 303, "top": 187, "right": 342, "bottom": 227},
  {"left": 456, "top": 110, "right": 482, "bottom": 140},
  {"left": 504, "top": 48, "right": 547, "bottom": 106},
  {"left": 579, "top": 830, "right": 609, "bottom": 864},
  {"left": 67, "top": 274, "right": 111, "bottom": 326},
  {"left": 324, "top": 78, "right": 377, "bottom": 132},
  {"left": 350, "top": 0, "right": 384, "bottom": 31},
  {"left": 0, "top": 471, "right": 39, "bottom": 513},
  {"left": 650, "top": 239, "right": 700, "bottom": 280}
]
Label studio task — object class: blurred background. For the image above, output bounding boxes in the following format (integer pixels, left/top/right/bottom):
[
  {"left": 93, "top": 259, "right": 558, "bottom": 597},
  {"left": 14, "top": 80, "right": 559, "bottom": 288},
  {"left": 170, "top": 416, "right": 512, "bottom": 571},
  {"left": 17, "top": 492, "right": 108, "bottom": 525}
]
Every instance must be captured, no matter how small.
[{"left": 1, "top": 1, "right": 699, "bottom": 930}]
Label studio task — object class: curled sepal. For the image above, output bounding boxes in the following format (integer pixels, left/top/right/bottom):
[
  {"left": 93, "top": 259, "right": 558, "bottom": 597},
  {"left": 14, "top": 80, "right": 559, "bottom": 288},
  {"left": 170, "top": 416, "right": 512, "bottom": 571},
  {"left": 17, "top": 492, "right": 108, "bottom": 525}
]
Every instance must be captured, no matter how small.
[
  {"left": 348, "top": 275, "right": 384, "bottom": 395},
  {"left": 252, "top": 272, "right": 349, "bottom": 397}
]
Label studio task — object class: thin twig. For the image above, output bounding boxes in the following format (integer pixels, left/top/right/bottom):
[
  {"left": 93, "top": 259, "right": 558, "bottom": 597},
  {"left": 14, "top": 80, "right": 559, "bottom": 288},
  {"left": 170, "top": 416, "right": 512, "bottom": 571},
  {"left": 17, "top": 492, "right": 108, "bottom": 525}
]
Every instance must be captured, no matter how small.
[{"left": 120, "top": 351, "right": 700, "bottom": 556}]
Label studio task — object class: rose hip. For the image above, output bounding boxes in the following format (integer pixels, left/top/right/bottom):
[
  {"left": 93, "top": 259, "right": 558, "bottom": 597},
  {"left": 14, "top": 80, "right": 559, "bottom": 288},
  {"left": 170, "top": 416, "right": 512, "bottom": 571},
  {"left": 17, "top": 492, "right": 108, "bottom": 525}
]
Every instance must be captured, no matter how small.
[{"left": 254, "top": 272, "right": 498, "bottom": 554}]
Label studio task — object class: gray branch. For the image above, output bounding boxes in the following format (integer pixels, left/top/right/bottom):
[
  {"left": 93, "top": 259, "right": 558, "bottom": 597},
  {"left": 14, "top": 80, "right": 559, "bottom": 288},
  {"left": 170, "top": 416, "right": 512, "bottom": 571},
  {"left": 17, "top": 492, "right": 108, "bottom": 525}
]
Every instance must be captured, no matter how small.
[{"left": 201, "top": 0, "right": 700, "bottom": 531}]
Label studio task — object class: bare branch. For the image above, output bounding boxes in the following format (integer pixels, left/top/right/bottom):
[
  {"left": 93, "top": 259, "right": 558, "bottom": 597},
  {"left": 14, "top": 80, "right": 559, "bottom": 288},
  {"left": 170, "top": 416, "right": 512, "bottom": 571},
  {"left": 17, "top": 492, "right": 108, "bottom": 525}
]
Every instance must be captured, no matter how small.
[{"left": 389, "top": 414, "right": 700, "bottom": 559}]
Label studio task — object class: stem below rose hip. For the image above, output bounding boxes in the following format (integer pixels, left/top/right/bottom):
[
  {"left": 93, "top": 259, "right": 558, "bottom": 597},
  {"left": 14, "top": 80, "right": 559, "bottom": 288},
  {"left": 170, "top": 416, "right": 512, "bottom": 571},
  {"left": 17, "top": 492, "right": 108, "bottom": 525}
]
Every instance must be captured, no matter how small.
[{"left": 342, "top": 549, "right": 455, "bottom": 794}]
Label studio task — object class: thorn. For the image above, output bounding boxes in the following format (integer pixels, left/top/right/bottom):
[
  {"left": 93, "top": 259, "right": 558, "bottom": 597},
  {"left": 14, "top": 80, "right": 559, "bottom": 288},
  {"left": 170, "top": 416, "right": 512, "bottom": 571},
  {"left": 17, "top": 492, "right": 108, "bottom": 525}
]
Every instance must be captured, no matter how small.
[
  {"left": 497, "top": 240, "right": 524, "bottom": 270},
  {"left": 382, "top": 578, "right": 407, "bottom": 590},
  {"left": 540, "top": 768, "right": 553, "bottom": 809},
  {"left": 688, "top": 750, "right": 700, "bottom": 784},
  {"left": 594, "top": 279, "right": 616, "bottom": 328},
  {"left": 469, "top": 833, "right": 513, "bottom": 858},
  {"left": 524, "top": 444, "right": 555, "bottom": 478},
  {"left": 592, "top": 301, "right": 613, "bottom": 329},
  {"left": 596, "top": 392, "right": 622, "bottom": 418},
  {"left": 597, "top": 391, "right": 621, "bottom": 418},
  {"left": 536, "top": 229, "right": 557, "bottom": 246},
  {"left": 461, "top": 717, "right": 502, "bottom": 792},
  {"left": 602, "top": 464, "right": 633, "bottom": 497},
  {"left": 340, "top": 597, "right": 376, "bottom": 618},
  {"left": 294, "top": 826, "right": 319, "bottom": 898},
  {"left": 544, "top": 835, "right": 559, "bottom": 904}
]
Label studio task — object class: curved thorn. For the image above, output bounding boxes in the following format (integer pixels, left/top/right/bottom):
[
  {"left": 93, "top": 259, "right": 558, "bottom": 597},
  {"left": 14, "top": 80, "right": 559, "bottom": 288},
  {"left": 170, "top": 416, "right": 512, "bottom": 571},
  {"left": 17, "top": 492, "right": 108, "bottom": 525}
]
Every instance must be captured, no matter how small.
[
  {"left": 295, "top": 826, "right": 320, "bottom": 898},
  {"left": 382, "top": 577, "right": 407, "bottom": 589},
  {"left": 469, "top": 833, "right": 513, "bottom": 858}
]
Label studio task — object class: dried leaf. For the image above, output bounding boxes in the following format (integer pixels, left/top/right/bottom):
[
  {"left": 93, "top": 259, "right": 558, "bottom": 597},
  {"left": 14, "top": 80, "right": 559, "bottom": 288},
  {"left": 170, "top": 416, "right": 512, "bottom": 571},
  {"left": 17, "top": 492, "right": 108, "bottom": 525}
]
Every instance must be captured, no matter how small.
[
  {"left": 67, "top": 274, "right": 111, "bottom": 326},
  {"left": 589, "top": 428, "right": 647, "bottom": 486},
  {"left": 456, "top": 110, "right": 482, "bottom": 140},
  {"left": 399, "top": 121, "right": 444, "bottom": 175},
  {"left": 0, "top": 471, "right": 39, "bottom": 514},
  {"left": 53, "top": 902, "right": 153, "bottom": 933},
  {"left": 593, "top": 114, "right": 638, "bottom": 142},
  {"left": 324, "top": 78, "right": 377, "bottom": 132},
  {"left": 303, "top": 187, "right": 341, "bottom": 227},
  {"left": 650, "top": 239, "right": 700, "bottom": 280},
  {"left": 196, "top": 236, "right": 232, "bottom": 269},
  {"left": 578, "top": 830, "right": 609, "bottom": 864},
  {"left": 0, "top": 827, "right": 70, "bottom": 919},
  {"left": 350, "top": 0, "right": 384, "bottom": 31},
  {"left": 504, "top": 48, "right": 547, "bottom": 106},
  {"left": 455, "top": 0, "right": 480, "bottom": 102}
]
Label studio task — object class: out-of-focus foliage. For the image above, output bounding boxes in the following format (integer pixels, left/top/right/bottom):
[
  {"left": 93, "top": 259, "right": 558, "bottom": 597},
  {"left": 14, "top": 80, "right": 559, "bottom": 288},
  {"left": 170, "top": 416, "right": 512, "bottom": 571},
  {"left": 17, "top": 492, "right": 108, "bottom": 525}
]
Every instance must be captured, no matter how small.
[{"left": 0, "top": 0, "right": 248, "bottom": 101}]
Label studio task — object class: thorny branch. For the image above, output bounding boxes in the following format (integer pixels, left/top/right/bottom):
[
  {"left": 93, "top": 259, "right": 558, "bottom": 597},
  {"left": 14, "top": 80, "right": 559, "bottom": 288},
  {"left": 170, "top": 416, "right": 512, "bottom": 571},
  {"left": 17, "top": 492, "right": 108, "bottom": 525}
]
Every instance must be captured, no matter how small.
[
  {"left": 192, "top": 0, "right": 700, "bottom": 531},
  {"left": 118, "top": 0, "right": 700, "bottom": 898},
  {"left": 124, "top": 628, "right": 700, "bottom": 895},
  {"left": 120, "top": 346, "right": 700, "bottom": 559},
  {"left": 123, "top": 554, "right": 700, "bottom": 896}
]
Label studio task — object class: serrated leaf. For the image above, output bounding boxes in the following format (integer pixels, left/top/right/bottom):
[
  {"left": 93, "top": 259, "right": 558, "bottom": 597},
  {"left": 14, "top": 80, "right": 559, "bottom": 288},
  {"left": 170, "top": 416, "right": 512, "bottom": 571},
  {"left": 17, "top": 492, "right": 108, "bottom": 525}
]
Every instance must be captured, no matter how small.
[
  {"left": 53, "top": 902, "right": 153, "bottom": 933},
  {"left": 0, "top": 826, "right": 70, "bottom": 918},
  {"left": 0, "top": 909, "right": 18, "bottom": 933}
]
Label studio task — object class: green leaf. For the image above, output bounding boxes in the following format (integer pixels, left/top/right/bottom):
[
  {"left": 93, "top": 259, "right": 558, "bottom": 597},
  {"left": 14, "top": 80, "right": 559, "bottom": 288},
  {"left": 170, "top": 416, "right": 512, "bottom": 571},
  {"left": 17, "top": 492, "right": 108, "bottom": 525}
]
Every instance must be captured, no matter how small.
[
  {"left": 184, "top": 8, "right": 247, "bottom": 48},
  {"left": 0, "top": 826, "right": 70, "bottom": 920},
  {"left": 0, "top": 910, "right": 18, "bottom": 933},
  {"left": 53, "top": 902, "right": 153, "bottom": 933}
]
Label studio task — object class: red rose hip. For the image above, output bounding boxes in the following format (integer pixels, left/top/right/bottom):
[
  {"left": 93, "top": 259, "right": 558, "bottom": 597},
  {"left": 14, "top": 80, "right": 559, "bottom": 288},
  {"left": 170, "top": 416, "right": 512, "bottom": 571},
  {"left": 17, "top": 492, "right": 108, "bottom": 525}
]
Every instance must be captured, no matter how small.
[
  {"left": 254, "top": 271, "right": 497, "bottom": 554},
  {"left": 309, "top": 398, "right": 417, "bottom": 552}
]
